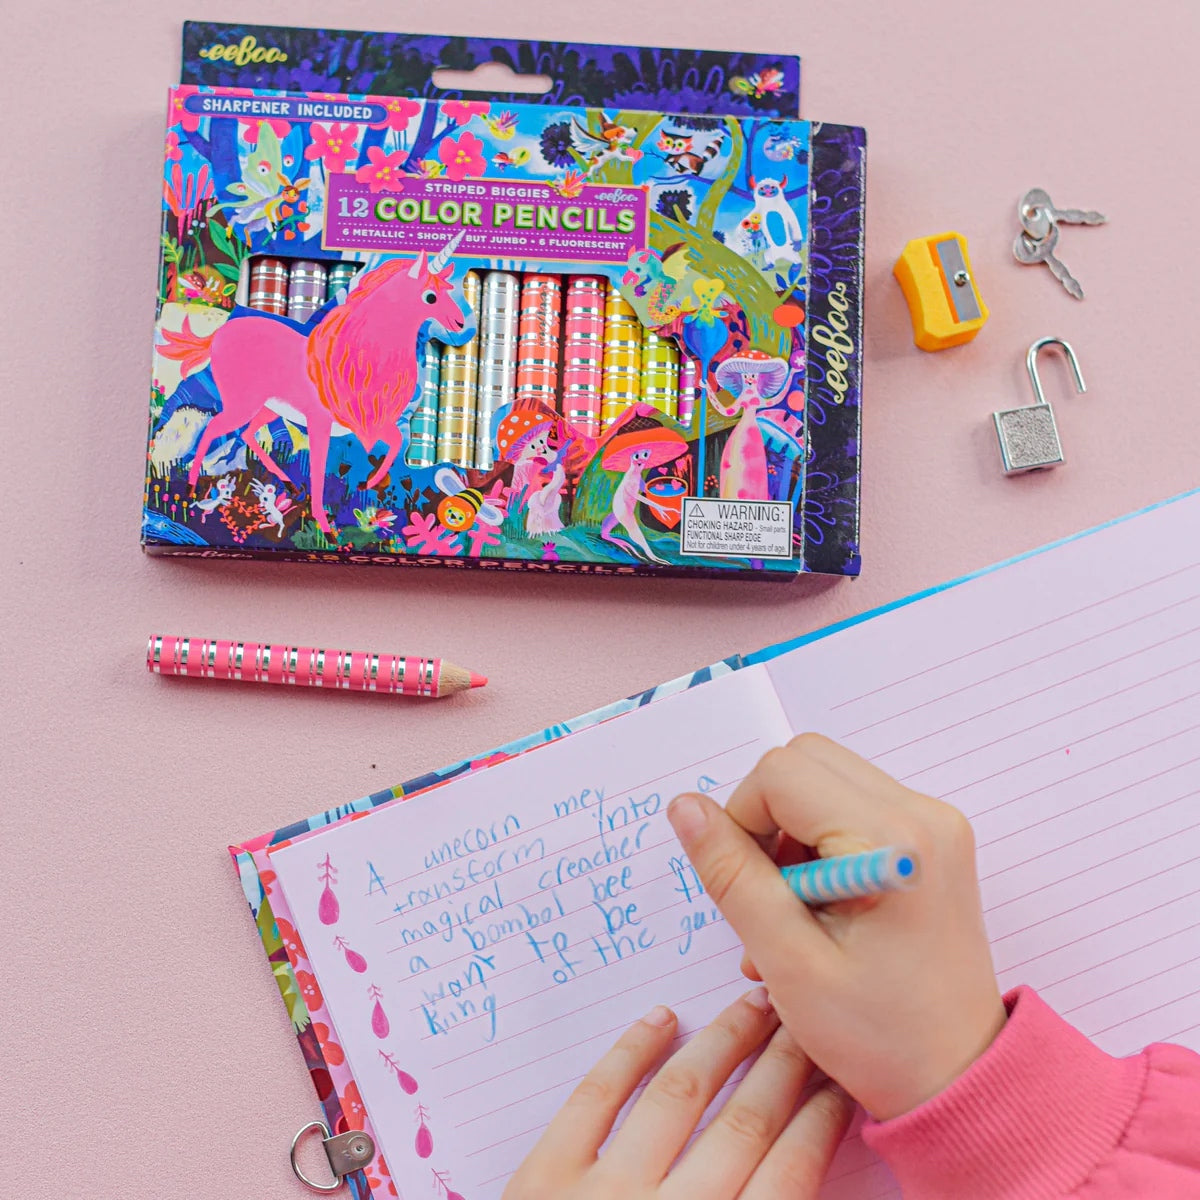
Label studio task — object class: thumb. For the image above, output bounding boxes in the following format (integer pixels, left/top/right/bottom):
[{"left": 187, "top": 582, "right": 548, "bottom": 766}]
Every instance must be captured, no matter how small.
[{"left": 667, "top": 792, "right": 832, "bottom": 977}]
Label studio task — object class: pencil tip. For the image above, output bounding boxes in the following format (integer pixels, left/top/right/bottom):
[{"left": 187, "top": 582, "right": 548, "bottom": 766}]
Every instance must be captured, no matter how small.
[{"left": 469, "top": 673, "right": 488, "bottom": 689}]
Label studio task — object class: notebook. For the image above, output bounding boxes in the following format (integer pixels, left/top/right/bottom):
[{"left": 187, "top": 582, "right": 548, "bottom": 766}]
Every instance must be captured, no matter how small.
[{"left": 235, "top": 489, "right": 1200, "bottom": 1200}]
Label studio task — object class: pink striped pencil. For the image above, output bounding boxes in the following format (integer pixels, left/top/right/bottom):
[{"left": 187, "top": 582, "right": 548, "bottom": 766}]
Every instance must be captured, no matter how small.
[{"left": 147, "top": 635, "right": 486, "bottom": 699}]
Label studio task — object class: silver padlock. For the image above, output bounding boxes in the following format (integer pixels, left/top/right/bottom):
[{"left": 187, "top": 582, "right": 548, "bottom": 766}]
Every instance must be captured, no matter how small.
[{"left": 993, "top": 337, "right": 1086, "bottom": 474}]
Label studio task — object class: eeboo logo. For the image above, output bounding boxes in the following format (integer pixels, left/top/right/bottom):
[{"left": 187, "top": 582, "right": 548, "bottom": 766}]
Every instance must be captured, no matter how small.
[{"left": 198, "top": 35, "right": 288, "bottom": 66}]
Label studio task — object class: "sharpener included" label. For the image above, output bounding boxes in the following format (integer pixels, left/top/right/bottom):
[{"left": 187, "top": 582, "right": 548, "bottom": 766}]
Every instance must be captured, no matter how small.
[{"left": 679, "top": 498, "right": 794, "bottom": 560}]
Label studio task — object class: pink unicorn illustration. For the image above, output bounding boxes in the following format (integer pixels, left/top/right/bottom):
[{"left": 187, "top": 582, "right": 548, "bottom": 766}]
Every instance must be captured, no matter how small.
[{"left": 160, "top": 231, "right": 473, "bottom": 533}]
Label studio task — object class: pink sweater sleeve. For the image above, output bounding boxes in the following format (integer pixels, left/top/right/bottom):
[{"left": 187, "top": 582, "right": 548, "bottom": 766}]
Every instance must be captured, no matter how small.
[{"left": 861, "top": 987, "right": 1200, "bottom": 1198}]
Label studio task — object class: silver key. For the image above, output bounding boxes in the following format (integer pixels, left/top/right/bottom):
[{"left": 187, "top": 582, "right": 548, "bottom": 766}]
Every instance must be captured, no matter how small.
[
  {"left": 1013, "top": 225, "right": 1085, "bottom": 299},
  {"left": 1019, "top": 187, "right": 1107, "bottom": 240}
]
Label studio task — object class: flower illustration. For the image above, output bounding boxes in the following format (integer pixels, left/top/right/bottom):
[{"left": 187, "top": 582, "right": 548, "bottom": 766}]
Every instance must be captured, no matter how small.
[
  {"left": 355, "top": 145, "right": 409, "bottom": 193},
  {"left": 305, "top": 123, "right": 359, "bottom": 173},
  {"left": 373, "top": 95, "right": 421, "bottom": 132},
  {"left": 169, "top": 90, "right": 202, "bottom": 133},
  {"left": 313, "top": 1022, "right": 346, "bottom": 1067},
  {"left": 464, "top": 520, "right": 502, "bottom": 557},
  {"left": 365, "top": 1155, "right": 399, "bottom": 1198},
  {"left": 553, "top": 168, "right": 585, "bottom": 198},
  {"left": 437, "top": 131, "right": 486, "bottom": 182},
  {"left": 402, "top": 512, "right": 461, "bottom": 555},
  {"left": 539, "top": 121, "right": 576, "bottom": 168},
  {"left": 274, "top": 917, "right": 303, "bottom": 964},
  {"left": 164, "top": 131, "right": 182, "bottom": 161},
  {"left": 296, "top": 969, "right": 324, "bottom": 1013},
  {"left": 162, "top": 163, "right": 214, "bottom": 237},
  {"left": 241, "top": 117, "right": 292, "bottom": 145},
  {"left": 442, "top": 99, "right": 490, "bottom": 124},
  {"left": 340, "top": 1081, "right": 367, "bottom": 1131}
]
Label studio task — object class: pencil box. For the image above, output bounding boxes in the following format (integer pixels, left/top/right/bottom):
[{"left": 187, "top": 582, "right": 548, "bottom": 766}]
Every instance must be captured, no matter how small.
[{"left": 145, "top": 27, "right": 865, "bottom": 579}]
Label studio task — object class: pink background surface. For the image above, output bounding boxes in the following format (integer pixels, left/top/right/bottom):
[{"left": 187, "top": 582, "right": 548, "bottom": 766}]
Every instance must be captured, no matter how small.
[{"left": 2, "top": 1, "right": 1197, "bottom": 1195}]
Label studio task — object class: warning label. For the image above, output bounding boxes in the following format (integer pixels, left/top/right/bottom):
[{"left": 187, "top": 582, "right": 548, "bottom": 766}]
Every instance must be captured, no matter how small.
[{"left": 679, "top": 498, "right": 794, "bottom": 560}]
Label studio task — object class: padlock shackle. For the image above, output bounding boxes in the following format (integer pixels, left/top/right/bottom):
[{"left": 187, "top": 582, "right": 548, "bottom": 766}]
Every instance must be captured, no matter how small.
[{"left": 1026, "top": 337, "right": 1087, "bottom": 408}]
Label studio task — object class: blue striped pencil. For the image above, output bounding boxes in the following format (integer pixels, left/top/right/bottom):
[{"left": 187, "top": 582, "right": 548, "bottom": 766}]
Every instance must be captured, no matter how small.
[{"left": 780, "top": 847, "right": 920, "bottom": 905}]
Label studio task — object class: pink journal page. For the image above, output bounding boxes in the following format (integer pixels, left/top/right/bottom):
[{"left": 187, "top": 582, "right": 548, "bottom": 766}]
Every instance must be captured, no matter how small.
[{"left": 767, "top": 492, "right": 1200, "bottom": 1198}]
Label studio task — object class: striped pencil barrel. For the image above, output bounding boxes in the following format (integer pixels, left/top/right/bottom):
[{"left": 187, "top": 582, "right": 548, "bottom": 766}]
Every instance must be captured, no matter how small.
[
  {"left": 326, "top": 260, "right": 359, "bottom": 298},
  {"left": 601, "top": 282, "right": 641, "bottom": 429},
  {"left": 562, "top": 275, "right": 605, "bottom": 438},
  {"left": 640, "top": 330, "right": 679, "bottom": 420},
  {"left": 147, "top": 635, "right": 485, "bottom": 698},
  {"left": 780, "top": 847, "right": 921, "bottom": 905},
  {"left": 287, "top": 260, "right": 327, "bottom": 322},
  {"left": 677, "top": 357, "right": 700, "bottom": 431},
  {"left": 436, "top": 270, "right": 481, "bottom": 470},
  {"left": 248, "top": 257, "right": 290, "bottom": 314},
  {"left": 515, "top": 274, "right": 562, "bottom": 410},
  {"left": 475, "top": 270, "right": 520, "bottom": 470},
  {"left": 408, "top": 341, "right": 441, "bottom": 468}
]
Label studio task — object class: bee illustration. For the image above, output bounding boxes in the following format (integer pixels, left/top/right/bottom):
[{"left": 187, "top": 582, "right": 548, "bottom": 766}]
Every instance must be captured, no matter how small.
[
  {"left": 180, "top": 265, "right": 237, "bottom": 307},
  {"left": 354, "top": 506, "right": 397, "bottom": 533},
  {"left": 211, "top": 124, "right": 310, "bottom": 243},
  {"left": 730, "top": 67, "right": 785, "bottom": 98},
  {"left": 483, "top": 110, "right": 519, "bottom": 140},
  {"left": 434, "top": 468, "right": 504, "bottom": 533},
  {"left": 492, "top": 148, "right": 530, "bottom": 171}
]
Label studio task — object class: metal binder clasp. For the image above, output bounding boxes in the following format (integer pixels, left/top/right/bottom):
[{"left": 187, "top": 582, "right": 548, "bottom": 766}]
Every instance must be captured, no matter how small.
[
  {"left": 993, "top": 337, "right": 1087, "bottom": 474},
  {"left": 290, "top": 1120, "right": 376, "bottom": 1193}
]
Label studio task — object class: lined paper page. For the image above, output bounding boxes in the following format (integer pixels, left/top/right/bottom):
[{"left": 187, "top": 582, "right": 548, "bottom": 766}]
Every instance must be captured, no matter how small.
[
  {"left": 270, "top": 665, "right": 793, "bottom": 1200},
  {"left": 767, "top": 493, "right": 1200, "bottom": 1199}
]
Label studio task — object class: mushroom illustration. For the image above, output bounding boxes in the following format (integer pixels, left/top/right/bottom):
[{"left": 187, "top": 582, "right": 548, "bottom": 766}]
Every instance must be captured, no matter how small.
[
  {"left": 712, "top": 349, "right": 790, "bottom": 501},
  {"left": 599, "top": 410, "right": 688, "bottom": 564},
  {"left": 495, "top": 405, "right": 569, "bottom": 536}
]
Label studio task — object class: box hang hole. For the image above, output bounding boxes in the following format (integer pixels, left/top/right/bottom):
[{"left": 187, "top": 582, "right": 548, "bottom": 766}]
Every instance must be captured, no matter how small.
[{"left": 431, "top": 62, "right": 551, "bottom": 95}]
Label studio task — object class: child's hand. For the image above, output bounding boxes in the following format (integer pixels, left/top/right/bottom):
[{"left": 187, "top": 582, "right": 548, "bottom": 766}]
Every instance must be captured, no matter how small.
[
  {"left": 667, "top": 734, "right": 1006, "bottom": 1121},
  {"left": 503, "top": 989, "right": 851, "bottom": 1200}
]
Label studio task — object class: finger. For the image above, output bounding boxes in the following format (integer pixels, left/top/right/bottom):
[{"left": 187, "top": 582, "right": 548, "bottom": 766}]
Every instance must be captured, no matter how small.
[
  {"left": 603, "top": 987, "right": 778, "bottom": 1181},
  {"left": 667, "top": 792, "right": 833, "bottom": 976},
  {"left": 664, "top": 1024, "right": 814, "bottom": 1200},
  {"left": 530, "top": 1004, "right": 677, "bottom": 1168},
  {"left": 726, "top": 737, "right": 891, "bottom": 855},
  {"left": 739, "top": 1082, "right": 855, "bottom": 1200}
]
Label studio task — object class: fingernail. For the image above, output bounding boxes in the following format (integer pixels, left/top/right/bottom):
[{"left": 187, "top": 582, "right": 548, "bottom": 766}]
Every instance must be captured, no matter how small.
[
  {"left": 668, "top": 794, "right": 708, "bottom": 841},
  {"left": 742, "top": 986, "right": 773, "bottom": 1013},
  {"left": 642, "top": 1004, "right": 674, "bottom": 1027}
]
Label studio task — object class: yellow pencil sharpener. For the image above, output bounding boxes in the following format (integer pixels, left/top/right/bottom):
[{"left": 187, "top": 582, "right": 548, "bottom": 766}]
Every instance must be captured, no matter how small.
[{"left": 894, "top": 232, "right": 989, "bottom": 352}]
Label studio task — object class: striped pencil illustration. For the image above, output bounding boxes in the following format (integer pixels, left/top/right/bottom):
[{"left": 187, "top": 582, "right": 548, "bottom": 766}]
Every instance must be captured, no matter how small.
[
  {"left": 515, "top": 274, "right": 562, "bottom": 410},
  {"left": 640, "top": 330, "right": 679, "bottom": 421},
  {"left": 436, "top": 270, "right": 481, "bottom": 469},
  {"left": 408, "top": 341, "right": 441, "bottom": 469},
  {"left": 601, "top": 282, "right": 642, "bottom": 429},
  {"left": 677, "top": 357, "right": 700, "bottom": 431},
  {"left": 248, "top": 257, "right": 290, "bottom": 315},
  {"left": 286, "top": 260, "right": 327, "bottom": 322},
  {"left": 562, "top": 275, "right": 606, "bottom": 438},
  {"left": 148, "top": 635, "right": 486, "bottom": 699},
  {"left": 780, "top": 847, "right": 920, "bottom": 905},
  {"left": 475, "top": 271, "right": 520, "bottom": 470}
]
